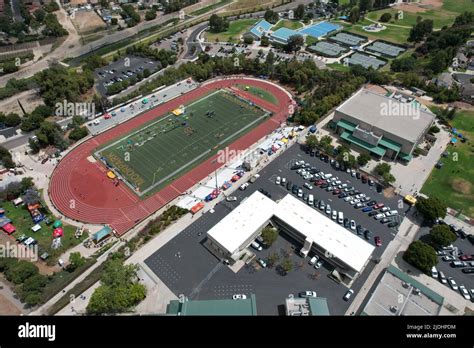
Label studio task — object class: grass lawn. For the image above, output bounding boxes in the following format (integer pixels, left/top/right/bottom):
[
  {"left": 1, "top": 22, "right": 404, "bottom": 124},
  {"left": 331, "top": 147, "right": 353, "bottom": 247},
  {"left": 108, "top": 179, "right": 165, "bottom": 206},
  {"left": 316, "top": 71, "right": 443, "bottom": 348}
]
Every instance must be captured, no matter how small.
[
  {"left": 327, "top": 63, "right": 351, "bottom": 72},
  {"left": 205, "top": 18, "right": 258, "bottom": 42},
  {"left": 236, "top": 84, "right": 279, "bottom": 105},
  {"left": 2, "top": 200, "right": 87, "bottom": 259},
  {"left": 340, "top": 19, "right": 411, "bottom": 45},
  {"left": 273, "top": 19, "right": 303, "bottom": 30},
  {"left": 421, "top": 110, "right": 474, "bottom": 217},
  {"left": 97, "top": 90, "right": 268, "bottom": 196},
  {"left": 442, "top": 0, "right": 473, "bottom": 14},
  {"left": 190, "top": 0, "right": 232, "bottom": 16},
  {"left": 367, "top": 8, "right": 459, "bottom": 29},
  {"left": 305, "top": 35, "right": 318, "bottom": 46}
]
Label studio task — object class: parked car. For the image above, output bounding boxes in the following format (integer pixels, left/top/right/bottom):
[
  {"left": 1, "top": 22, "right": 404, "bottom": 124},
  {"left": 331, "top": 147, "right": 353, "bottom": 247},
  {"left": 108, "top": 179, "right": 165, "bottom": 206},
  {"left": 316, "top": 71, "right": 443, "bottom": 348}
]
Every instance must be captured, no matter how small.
[
  {"left": 387, "top": 221, "right": 399, "bottom": 228},
  {"left": 257, "top": 258, "right": 267, "bottom": 268},
  {"left": 448, "top": 277, "right": 458, "bottom": 290},
  {"left": 460, "top": 254, "right": 474, "bottom": 261},
  {"left": 233, "top": 294, "right": 247, "bottom": 300},
  {"left": 373, "top": 203, "right": 385, "bottom": 210},
  {"left": 362, "top": 207, "right": 373, "bottom": 213},
  {"left": 374, "top": 236, "right": 382, "bottom": 247},
  {"left": 304, "top": 182, "right": 313, "bottom": 190},
  {"left": 442, "top": 255, "right": 456, "bottom": 262},
  {"left": 343, "top": 289, "right": 354, "bottom": 301},
  {"left": 251, "top": 241, "right": 262, "bottom": 251},
  {"left": 439, "top": 271, "right": 447, "bottom": 284},
  {"left": 350, "top": 220, "right": 356, "bottom": 231},
  {"left": 239, "top": 183, "right": 249, "bottom": 190},
  {"left": 462, "top": 268, "right": 474, "bottom": 274},
  {"left": 275, "top": 176, "right": 281, "bottom": 185},
  {"left": 431, "top": 266, "right": 438, "bottom": 278},
  {"left": 299, "top": 291, "right": 317, "bottom": 298},
  {"left": 226, "top": 196, "right": 237, "bottom": 202},
  {"left": 367, "top": 200, "right": 377, "bottom": 206},
  {"left": 364, "top": 229, "right": 372, "bottom": 240},
  {"left": 309, "top": 256, "right": 318, "bottom": 265},
  {"left": 314, "top": 260, "right": 323, "bottom": 269},
  {"left": 459, "top": 285, "right": 471, "bottom": 300},
  {"left": 368, "top": 211, "right": 378, "bottom": 217},
  {"left": 374, "top": 213, "right": 386, "bottom": 220}
]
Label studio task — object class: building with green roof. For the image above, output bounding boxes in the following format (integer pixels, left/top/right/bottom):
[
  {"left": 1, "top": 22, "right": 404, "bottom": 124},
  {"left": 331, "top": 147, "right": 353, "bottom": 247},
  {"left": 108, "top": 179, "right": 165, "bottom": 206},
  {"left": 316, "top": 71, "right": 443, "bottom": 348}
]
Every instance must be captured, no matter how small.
[
  {"left": 166, "top": 294, "right": 257, "bottom": 316},
  {"left": 333, "top": 88, "right": 435, "bottom": 162},
  {"left": 362, "top": 265, "right": 444, "bottom": 316},
  {"left": 285, "top": 296, "right": 330, "bottom": 316}
]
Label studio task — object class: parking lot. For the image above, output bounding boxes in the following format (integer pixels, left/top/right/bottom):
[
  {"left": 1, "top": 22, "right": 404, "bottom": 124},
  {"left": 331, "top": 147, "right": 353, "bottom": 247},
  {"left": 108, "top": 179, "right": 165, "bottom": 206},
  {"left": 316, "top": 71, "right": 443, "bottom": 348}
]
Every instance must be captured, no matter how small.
[
  {"left": 94, "top": 56, "right": 161, "bottom": 96},
  {"left": 416, "top": 225, "right": 474, "bottom": 299},
  {"left": 144, "top": 143, "right": 410, "bottom": 314}
]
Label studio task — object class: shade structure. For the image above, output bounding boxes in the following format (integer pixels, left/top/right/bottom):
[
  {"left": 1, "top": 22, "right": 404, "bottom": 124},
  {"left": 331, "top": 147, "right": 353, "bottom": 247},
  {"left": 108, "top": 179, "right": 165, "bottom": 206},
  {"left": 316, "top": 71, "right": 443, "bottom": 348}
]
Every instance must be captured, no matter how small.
[
  {"left": 53, "top": 220, "right": 62, "bottom": 228},
  {"left": 53, "top": 227, "right": 64, "bottom": 238}
]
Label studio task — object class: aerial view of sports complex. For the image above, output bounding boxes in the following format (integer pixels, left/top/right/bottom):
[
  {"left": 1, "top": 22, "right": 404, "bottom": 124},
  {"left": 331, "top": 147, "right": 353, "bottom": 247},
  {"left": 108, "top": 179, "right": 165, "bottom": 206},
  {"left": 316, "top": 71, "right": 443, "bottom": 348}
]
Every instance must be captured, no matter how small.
[{"left": 0, "top": 0, "right": 473, "bottom": 343}]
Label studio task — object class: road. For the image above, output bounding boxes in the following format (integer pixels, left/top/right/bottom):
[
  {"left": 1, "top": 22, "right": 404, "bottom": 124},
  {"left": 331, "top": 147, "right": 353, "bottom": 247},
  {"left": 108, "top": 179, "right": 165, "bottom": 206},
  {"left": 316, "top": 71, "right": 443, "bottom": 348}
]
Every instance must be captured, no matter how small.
[{"left": 2, "top": 117, "right": 73, "bottom": 150}]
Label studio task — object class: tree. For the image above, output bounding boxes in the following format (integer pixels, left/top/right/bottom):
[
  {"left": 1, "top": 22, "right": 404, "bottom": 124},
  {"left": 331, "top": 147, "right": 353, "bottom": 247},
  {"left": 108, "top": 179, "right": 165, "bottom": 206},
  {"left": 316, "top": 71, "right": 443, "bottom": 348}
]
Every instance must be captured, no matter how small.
[
  {"left": 374, "top": 163, "right": 391, "bottom": 176},
  {"left": 415, "top": 196, "right": 447, "bottom": 222},
  {"left": 260, "top": 36, "right": 269, "bottom": 47},
  {"left": 261, "top": 227, "right": 278, "bottom": 246},
  {"left": 5, "top": 260, "right": 39, "bottom": 284},
  {"left": 429, "top": 50, "right": 449, "bottom": 74},
  {"left": 319, "top": 135, "right": 333, "bottom": 154},
  {"left": 428, "top": 125, "right": 440, "bottom": 134},
  {"left": 349, "top": 6, "right": 360, "bottom": 24},
  {"left": 294, "top": 4, "right": 305, "bottom": 20},
  {"left": 391, "top": 56, "right": 416, "bottom": 72},
  {"left": 68, "top": 127, "right": 88, "bottom": 141},
  {"left": 379, "top": 12, "right": 391, "bottom": 23},
  {"left": 209, "top": 14, "right": 228, "bottom": 33},
  {"left": 280, "top": 258, "right": 293, "bottom": 274},
  {"left": 111, "top": 18, "right": 118, "bottom": 25},
  {"left": 358, "top": 0, "right": 373, "bottom": 12},
  {"left": 22, "top": 273, "right": 47, "bottom": 292},
  {"left": 382, "top": 172, "right": 395, "bottom": 185},
  {"left": 430, "top": 225, "right": 456, "bottom": 247},
  {"left": 20, "top": 177, "right": 34, "bottom": 192},
  {"left": 305, "top": 134, "right": 319, "bottom": 150},
  {"left": 145, "top": 9, "right": 157, "bottom": 21},
  {"left": 285, "top": 35, "right": 304, "bottom": 52},
  {"left": 408, "top": 19, "right": 433, "bottom": 42},
  {"left": 68, "top": 252, "right": 86, "bottom": 271},
  {"left": 5, "top": 113, "right": 21, "bottom": 127},
  {"left": 87, "top": 259, "right": 146, "bottom": 314},
  {"left": 403, "top": 240, "right": 437, "bottom": 274},
  {"left": 243, "top": 35, "right": 254, "bottom": 45},
  {"left": 264, "top": 10, "right": 279, "bottom": 24},
  {"left": 357, "top": 153, "right": 371, "bottom": 166}
]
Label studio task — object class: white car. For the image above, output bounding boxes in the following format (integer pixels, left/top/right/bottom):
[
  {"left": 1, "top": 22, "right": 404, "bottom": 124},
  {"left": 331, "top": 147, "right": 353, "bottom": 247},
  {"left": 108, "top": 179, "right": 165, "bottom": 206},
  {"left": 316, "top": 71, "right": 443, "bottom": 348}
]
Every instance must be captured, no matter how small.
[
  {"left": 343, "top": 289, "right": 354, "bottom": 301},
  {"left": 344, "top": 196, "right": 352, "bottom": 202},
  {"left": 448, "top": 277, "right": 458, "bottom": 291},
  {"left": 350, "top": 220, "right": 356, "bottom": 230},
  {"left": 304, "top": 182, "right": 313, "bottom": 190},
  {"left": 332, "top": 210, "right": 337, "bottom": 220},
  {"left": 309, "top": 256, "right": 318, "bottom": 265},
  {"left": 438, "top": 271, "right": 447, "bottom": 284},
  {"left": 431, "top": 266, "right": 438, "bottom": 278},
  {"left": 299, "top": 291, "right": 317, "bottom": 298},
  {"left": 239, "top": 183, "right": 249, "bottom": 190},
  {"left": 385, "top": 210, "right": 398, "bottom": 217},
  {"left": 275, "top": 176, "right": 281, "bottom": 185},
  {"left": 257, "top": 258, "right": 267, "bottom": 268},
  {"left": 226, "top": 196, "right": 237, "bottom": 202},
  {"left": 281, "top": 177, "right": 287, "bottom": 185},
  {"left": 314, "top": 260, "right": 323, "bottom": 269},
  {"left": 380, "top": 207, "right": 390, "bottom": 213},
  {"left": 459, "top": 285, "right": 471, "bottom": 300},
  {"left": 325, "top": 205, "right": 331, "bottom": 215},
  {"left": 297, "top": 189, "right": 303, "bottom": 198},
  {"left": 233, "top": 294, "right": 247, "bottom": 300},
  {"left": 374, "top": 213, "right": 386, "bottom": 220},
  {"left": 296, "top": 168, "right": 304, "bottom": 174},
  {"left": 350, "top": 199, "right": 361, "bottom": 205}
]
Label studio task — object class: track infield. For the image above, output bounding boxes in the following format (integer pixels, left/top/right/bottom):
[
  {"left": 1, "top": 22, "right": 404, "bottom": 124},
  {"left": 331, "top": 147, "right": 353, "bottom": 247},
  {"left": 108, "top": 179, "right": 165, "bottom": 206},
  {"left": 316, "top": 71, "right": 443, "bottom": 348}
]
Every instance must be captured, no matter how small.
[{"left": 96, "top": 90, "right": 269, "bottom": 196}]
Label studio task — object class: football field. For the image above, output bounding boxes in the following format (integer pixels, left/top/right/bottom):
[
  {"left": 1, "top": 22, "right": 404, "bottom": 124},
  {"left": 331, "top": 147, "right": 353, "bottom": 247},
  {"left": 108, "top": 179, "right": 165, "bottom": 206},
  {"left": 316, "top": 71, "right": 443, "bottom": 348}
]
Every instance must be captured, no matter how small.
[{"left": 96, "top": 90, "right": 269, "bottom": 196}]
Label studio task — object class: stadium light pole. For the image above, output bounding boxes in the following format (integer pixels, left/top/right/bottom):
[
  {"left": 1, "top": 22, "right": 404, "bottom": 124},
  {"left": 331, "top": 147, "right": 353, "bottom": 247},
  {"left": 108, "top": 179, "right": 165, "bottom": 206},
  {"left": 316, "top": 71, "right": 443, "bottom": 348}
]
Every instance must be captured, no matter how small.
[{"left": 211, "top": 158, "right": 219, "bottom": 192}]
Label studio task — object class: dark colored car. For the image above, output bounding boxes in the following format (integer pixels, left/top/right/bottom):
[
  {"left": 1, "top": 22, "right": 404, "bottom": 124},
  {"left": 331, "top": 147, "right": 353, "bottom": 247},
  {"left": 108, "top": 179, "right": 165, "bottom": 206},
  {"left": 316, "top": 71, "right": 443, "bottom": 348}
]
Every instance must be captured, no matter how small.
[
  {"left": 387, "top": 221, "right": 399, "bottom": 228},
  {"left": 356, "top": 225, "right": 363, "bottom": 235},
  {"left": 343, "top": 218, "right": 349, "bottom": 228},
  {"left": 356, "top": 172, "right": 361, "bottom": 179},
  {"left": 376, "top": 184, "right": 383, "bottom": 193},
  {"left": 291, "top": 164, "right": 301, "bottom": 170},
  {"left": 361, "top": 175, "right": 368, "bottom": 184},
  {"left": 320, "top": 183, "right": 329, "bottom": 189},
  {"left": 364, "top": 229, "right": 372, "bottom": 240},
  {"left": 367, "top": 200, "right": 377, "bottom": 206},
  {"left": 462, "top": 268, "right": 474, "bottom": 274},
  {"left": 368, "top": 211, "right": 378, "bottom": 217},
  {"left": 292, "top": 185, "right": 298, "bottom": 194},
  {"left": 338, "top": 192, "right": 348, "bottom": 198}
]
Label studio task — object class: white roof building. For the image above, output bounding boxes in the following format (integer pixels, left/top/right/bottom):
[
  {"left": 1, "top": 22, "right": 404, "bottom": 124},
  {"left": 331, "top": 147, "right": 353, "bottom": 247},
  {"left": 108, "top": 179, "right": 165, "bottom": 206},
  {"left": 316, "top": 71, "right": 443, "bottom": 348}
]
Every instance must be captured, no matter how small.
[{"left": 207, "top": 192, "right": 375, "bottom": 278}]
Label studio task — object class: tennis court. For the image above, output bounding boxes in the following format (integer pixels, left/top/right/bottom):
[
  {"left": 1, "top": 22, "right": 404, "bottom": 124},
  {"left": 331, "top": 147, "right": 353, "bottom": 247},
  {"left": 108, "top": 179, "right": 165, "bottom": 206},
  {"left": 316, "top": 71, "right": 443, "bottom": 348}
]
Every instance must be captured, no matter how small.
[
  {"left": 365, "top": 40, "right": 406, "bottom": 58},
  {"left": 298, "top": 21, "right": 341, "bottom": 38},
  {"left": 308, "top": 41, "right": 348, "bottom": 57},
  {"left": 345, "top": 52, "right": 386, "bottom": 70},
  {"left": 96, "top": 90, "right": 268, "bottom": 196},
  {"left": 330, "top": 32, "right": 367, "bottom": 47}
]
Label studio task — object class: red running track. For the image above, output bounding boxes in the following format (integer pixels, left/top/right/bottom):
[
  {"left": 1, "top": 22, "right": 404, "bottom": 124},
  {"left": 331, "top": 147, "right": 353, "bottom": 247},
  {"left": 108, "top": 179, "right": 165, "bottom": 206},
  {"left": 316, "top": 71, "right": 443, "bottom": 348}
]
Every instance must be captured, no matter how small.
[{"left": 49, "top": 78, "right": 292, "bottom": 235}]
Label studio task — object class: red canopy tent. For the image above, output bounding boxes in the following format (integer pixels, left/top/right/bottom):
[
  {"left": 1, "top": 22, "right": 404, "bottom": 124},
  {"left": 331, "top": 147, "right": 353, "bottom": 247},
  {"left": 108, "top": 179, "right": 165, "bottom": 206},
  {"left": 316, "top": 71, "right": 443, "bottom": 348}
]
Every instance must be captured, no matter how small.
[
  {"left": 2, "top": 223, "right": 16, "bottom": 235},
  {"left": 53, "top": 227, "right": 64, "bottom": 238}
]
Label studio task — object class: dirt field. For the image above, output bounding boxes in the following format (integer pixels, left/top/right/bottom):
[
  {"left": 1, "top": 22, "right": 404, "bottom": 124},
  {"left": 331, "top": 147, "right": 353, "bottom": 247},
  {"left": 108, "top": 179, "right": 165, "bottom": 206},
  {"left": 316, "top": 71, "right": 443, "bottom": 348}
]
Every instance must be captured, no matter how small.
[
  {"left": 394, "top": 0, "right": 442, "bottom": 13},
  {"left": 0, "top": 293, "right": 21, "bottom": 315},
  {"left": 0, "top": 89, "right": 43, "bottom": 115},
  {"left": 71, "top": 10, "right": 106, "bottom": 35}
]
